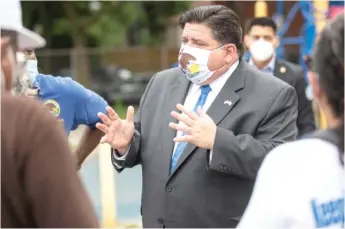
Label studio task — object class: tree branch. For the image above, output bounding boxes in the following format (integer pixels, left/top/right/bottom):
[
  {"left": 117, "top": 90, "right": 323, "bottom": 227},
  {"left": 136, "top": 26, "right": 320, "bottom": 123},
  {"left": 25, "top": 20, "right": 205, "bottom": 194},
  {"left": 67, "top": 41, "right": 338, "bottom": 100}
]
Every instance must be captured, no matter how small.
[{"left": 62, "top": 2, "right": 80, "bottom": 32}]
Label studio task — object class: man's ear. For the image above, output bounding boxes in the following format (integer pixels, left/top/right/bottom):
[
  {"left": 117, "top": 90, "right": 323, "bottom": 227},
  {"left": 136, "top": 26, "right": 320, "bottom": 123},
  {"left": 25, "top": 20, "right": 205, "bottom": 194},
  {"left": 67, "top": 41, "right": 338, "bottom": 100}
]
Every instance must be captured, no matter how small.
[
  {"left": 273, "top": 35, "right": 280, "bottom": 49},
  {"left": 224, "top": 44, "right": 237, "bottom": 64}
]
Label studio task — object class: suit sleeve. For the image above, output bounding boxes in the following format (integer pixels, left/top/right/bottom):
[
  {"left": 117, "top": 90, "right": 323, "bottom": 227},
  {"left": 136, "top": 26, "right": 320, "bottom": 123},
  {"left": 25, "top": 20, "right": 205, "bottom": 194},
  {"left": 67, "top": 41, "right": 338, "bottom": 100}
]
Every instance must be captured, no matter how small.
[
  {"left": 208, "top": 85, "right": 298, "bottom": 180},
  {"left": 23, "top": 101, "right": 99, "bottom": 227},
  {"left": 110, "top": 75, "right": 157, "bottom": 172},
  {"left": 294, "top": 68, "right": 315, "bottom": 136}
]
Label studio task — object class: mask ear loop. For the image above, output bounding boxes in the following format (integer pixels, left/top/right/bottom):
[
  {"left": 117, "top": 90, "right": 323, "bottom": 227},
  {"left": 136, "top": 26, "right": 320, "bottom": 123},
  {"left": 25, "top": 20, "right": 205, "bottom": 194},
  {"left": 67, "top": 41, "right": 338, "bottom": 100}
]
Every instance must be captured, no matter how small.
[{"left": 212, "top": 45, "right": 225, "bottom": 52}]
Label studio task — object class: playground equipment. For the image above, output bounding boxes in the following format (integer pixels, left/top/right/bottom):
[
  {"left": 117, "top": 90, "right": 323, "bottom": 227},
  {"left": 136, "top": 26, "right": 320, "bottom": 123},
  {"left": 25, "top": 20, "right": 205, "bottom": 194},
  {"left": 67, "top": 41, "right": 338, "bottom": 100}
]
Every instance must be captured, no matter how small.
[
  {"left": 273, "top": 0, "right": 320, "bottom": 73},
  {"left": 254, "top": 0, "right": 344, "bottom": 130},
  {"left": 254, "top": 0, "right": 344, "bottom": 74}
]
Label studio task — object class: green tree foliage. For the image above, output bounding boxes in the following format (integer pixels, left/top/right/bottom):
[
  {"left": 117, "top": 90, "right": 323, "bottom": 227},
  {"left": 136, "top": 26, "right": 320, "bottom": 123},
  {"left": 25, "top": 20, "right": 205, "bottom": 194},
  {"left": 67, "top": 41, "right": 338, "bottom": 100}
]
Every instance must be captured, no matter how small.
[
  {"left": 136, "top": 1, "right": 190, "bottom": 46},
  {"left": 21, "top": 1, "right": 190, "bottom": 49},
  {"left": 21, "top": 1, "right": 190, "bottom": 87}
]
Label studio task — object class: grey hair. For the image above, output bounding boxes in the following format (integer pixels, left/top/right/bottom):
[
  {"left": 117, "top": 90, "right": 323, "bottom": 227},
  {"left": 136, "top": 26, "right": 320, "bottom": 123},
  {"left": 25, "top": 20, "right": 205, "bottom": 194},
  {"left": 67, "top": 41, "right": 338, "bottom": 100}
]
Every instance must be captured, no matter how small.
[
  {"left": 0, "top": 45, "right": 33, "bottom": 95},
  {"left": 11, "top": 69, "right": 31, "bottom": 95},
  {"left": 12, "top": 52, "right": 32, "bottom": 95}
]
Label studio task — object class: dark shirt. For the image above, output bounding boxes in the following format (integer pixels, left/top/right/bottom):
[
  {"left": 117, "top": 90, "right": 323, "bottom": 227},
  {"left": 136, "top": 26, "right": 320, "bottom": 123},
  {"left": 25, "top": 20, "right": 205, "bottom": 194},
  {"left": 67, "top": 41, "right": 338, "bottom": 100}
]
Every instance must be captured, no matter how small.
[{"left": 1, "top": 93, "right": 99, "bottom": 228}]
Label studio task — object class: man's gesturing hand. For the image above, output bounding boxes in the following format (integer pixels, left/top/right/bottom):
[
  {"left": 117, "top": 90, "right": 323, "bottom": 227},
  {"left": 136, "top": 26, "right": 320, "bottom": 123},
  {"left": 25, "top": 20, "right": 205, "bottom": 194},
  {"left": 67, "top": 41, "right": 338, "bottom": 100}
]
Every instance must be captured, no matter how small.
[
  {"left": 169, "top": 103, "right": 217, "bottom": 150},
  {"left": 96, "top": 106, "right": 135, "bottom": 155}
]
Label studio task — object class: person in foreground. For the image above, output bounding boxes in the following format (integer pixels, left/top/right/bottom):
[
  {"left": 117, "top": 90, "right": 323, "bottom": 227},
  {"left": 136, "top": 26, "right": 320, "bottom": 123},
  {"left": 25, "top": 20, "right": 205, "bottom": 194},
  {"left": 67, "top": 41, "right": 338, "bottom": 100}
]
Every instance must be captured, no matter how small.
[
  {"left": 21, "top": 49, "right": 108, "bottom": 169},
  {"left": 237, "top": 14, "right": 344, "bottom": 229},
  {"left": 1, "top": 0, "right": 99, "bottom": 227},
  {"left": 97, "top": 5, "right": 298, "bottom": 228}
]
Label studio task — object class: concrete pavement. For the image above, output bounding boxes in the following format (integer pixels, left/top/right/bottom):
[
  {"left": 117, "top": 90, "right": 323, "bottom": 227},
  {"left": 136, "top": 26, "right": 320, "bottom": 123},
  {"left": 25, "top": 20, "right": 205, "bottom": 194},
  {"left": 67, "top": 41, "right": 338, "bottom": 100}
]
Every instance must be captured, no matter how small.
[{"left": 69, "top": 126, "right": 142, "bottom": 227}]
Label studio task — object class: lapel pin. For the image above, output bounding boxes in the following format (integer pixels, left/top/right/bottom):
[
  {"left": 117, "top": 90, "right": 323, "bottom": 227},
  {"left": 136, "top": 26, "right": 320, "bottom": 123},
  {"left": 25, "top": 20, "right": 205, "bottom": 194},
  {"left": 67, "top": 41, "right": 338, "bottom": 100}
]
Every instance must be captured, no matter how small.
[
  {"left": 224, "top": 100, "right": 232, "bottom": 106},
  {"left": 280, "top": 66, "right": 286, "bottom": 74}
]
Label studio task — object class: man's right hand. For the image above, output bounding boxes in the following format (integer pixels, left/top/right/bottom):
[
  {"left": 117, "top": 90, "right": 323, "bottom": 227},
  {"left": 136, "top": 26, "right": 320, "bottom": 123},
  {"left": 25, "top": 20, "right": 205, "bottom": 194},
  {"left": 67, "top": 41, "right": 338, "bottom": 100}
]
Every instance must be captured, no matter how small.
[{"left": 96, "top": 106, "right": 135, "bottom": 155}]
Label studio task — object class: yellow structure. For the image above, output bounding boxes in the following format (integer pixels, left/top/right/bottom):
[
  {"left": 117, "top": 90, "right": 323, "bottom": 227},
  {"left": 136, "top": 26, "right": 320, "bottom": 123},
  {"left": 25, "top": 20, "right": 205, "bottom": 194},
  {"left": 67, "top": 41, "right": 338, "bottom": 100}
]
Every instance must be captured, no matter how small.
[
  {"left": 312, "top": 101, "right": 328, "bottom": 129},
  {"left": 313, "top": 0, "right": 329, "bottom": 34},
  {"left": 255, "top": 0, "right": 268, "bottom": 17},
  {"left": 98, "top": 144, "right": 117, "bottom": 228},
  {"left": 312, "top": 0, "right": 329, "bottom": 129}
]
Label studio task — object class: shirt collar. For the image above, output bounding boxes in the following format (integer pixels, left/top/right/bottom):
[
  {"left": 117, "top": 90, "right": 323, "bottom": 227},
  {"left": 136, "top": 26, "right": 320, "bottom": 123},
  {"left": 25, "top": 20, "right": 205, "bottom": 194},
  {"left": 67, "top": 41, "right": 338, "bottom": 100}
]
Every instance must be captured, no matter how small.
[
  {"left": 190, "top": 60, "right": 239, "bottom": 94},
  {"left": 249, "top": 56, "right": 276, "bottom": 74}
]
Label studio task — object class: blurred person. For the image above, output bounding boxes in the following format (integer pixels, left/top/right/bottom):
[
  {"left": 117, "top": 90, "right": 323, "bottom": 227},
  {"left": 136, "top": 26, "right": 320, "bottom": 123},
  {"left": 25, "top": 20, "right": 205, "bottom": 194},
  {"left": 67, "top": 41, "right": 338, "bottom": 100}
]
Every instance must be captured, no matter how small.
[
  {"left": 305, "top": 65, "right": 329, "bottom": 130},
  {"left": 21, "top": 49, "right": 108, "bottom": 169},
  {"left": 244, "top": 17, "right": 315, "bottom": 137},
  {"left": 1, "top": 0, "right": 99, "bottom": 227},
  {"left": 238, "top": 14, "right": 344, "bottom": 229},
  {"left": 96, "top": 5, "right": 298, "bottom": 228}
]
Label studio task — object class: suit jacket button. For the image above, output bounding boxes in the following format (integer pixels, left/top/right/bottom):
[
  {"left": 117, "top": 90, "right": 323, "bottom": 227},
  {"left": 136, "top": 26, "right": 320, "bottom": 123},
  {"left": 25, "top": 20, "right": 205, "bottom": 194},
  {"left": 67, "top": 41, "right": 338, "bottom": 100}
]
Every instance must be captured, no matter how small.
[{"left": 166, "top": 187, "right": 172, "bottom": 192}]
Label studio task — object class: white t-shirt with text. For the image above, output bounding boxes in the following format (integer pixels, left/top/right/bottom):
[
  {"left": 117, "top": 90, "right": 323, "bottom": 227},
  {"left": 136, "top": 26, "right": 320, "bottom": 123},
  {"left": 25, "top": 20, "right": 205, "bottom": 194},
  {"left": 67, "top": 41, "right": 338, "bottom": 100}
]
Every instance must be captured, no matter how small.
[{"left": 237, "top": 139, "right": 344, "bottom": 229}]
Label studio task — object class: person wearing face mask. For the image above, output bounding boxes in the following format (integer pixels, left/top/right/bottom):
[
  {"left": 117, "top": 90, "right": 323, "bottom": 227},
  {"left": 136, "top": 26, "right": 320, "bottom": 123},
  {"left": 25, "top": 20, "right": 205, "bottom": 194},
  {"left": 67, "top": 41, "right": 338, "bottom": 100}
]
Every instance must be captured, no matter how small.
[
  {"left": 244, "top": 17, "right": 315, "bottom": 137},
  {"left": 237, "top": 14, "right": 344, "bottom": 228},
  {"left": 19, "top": 49, "right": 108, "bottom": 170},
  {"left": 96, "top": 5, "right": 298, "bottom": 228},
  {"left": 23, "top": 49, "right": 39, "bottom": 82},
  {"left": 1, "top": 0, "right": 99, "bottom": 227}
]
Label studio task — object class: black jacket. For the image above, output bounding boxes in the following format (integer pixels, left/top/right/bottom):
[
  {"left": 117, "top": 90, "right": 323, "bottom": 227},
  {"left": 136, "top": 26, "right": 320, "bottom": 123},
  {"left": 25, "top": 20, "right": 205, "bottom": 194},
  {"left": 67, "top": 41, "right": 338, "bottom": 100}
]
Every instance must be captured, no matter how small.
[{"left": 273, "top": 59, "right": 315, "bottom": 136}]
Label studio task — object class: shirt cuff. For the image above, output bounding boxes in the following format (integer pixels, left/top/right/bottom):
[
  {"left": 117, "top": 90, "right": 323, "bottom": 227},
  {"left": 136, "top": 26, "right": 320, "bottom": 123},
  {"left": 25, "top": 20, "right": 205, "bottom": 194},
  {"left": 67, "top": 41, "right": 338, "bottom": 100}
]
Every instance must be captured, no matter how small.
[
  {"left": 112, "top": 145, "right": 131, "bottom": 160},
  {"left": 209, "top": 150, "right": 213, "bottom": 162}
]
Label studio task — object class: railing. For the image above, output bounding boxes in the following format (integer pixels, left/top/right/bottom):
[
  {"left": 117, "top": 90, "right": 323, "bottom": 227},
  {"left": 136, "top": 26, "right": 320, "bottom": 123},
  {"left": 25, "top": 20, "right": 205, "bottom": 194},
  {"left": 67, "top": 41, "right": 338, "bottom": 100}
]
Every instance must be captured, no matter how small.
[{"left": 35, "top": 46, "right": 180, "bottom": 81}]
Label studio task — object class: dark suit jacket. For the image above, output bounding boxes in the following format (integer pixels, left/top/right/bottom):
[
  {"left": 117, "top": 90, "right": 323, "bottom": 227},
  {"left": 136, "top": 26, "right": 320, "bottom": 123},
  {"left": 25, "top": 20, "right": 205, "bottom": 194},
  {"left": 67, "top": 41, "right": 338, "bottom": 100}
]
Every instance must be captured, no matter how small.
[
  {"left": 273, "top": 59, "right": 315, "bottom": 136},
  {"left": 112, "top": 60, "right": 298, "bottom": 228}
]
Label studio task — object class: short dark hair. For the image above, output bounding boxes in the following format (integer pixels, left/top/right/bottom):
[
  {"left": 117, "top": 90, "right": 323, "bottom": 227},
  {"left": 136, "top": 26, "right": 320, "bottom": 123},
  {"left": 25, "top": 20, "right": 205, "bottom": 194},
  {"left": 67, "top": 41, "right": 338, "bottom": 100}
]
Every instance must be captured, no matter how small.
[
  {"left": 314, "top": 14, "right": 344, "bottom": 152},
  {"left": 179, "top": 5, "right": 245, "bottom": 57},
  {"left": 245, "top": 17, "right": 277, "bottom": 34}
]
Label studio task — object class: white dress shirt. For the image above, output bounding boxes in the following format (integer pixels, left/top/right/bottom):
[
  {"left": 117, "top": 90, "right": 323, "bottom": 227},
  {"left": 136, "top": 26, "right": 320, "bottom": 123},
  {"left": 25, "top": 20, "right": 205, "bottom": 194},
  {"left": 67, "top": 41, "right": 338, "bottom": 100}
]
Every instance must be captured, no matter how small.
[
  {"left": 113, "top": 61, "right": 239, "bottom": 166},
  {"left": 172, "top": 60, "right": 239, "bottom": 155},
  {"left": 248, "top": 55, "right": 276, "bottom": 75},
  {"left": 237, "top": 139, "right": 345, "bottom": 229}
]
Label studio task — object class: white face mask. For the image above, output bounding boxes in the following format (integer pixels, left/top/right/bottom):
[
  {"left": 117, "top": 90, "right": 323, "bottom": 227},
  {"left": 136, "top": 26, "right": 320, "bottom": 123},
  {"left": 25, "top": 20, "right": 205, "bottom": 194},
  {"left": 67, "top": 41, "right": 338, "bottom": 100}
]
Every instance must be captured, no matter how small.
[
  {"left": 25, "top": 59, "right": 39, "bottom": 83},
  {"left": 249, "top": 39, "right": 274, "bottom": 62},
  {"left": 178, "top": 45, "right": 222, "bottom": 85}
]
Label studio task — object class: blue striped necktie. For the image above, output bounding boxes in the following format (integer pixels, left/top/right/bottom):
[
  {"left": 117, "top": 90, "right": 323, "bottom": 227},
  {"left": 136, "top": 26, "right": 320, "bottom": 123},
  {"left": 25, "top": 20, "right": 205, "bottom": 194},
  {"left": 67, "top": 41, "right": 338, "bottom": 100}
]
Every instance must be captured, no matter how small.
[{"left": 170, "top": 85, "right": 212, "bottom": 173}]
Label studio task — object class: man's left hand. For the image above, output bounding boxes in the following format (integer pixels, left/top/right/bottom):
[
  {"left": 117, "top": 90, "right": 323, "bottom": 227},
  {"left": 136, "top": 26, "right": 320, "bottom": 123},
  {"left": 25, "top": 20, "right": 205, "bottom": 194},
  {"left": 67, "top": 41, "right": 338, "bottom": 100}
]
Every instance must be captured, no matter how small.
[{"left": 169, "top": 103, "right": 217, "bottom": 149}]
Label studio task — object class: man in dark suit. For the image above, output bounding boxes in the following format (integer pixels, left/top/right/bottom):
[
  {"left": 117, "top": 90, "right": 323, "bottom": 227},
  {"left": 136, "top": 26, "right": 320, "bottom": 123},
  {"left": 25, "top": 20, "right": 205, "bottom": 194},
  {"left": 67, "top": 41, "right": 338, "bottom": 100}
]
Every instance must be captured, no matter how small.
[
  {"left": 96, "top": 6, "right": 298, "bottom": 228},
  {"left": 244, "top": 17, "right": 315, "bottom": 137}
]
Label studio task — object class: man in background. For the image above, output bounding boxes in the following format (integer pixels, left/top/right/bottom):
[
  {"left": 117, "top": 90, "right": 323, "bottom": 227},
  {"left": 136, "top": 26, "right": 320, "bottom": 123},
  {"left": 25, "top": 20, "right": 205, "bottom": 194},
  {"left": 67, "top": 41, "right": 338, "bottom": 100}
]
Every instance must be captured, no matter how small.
[
  {"left": 22, "top": 49, "right": 108, "bottom": 169},
  {"left": 1, "top": 0, "right": 99, "bottom": 227},
  {"left": 244, "top": 17, "right": 315, "bottom": 137}
]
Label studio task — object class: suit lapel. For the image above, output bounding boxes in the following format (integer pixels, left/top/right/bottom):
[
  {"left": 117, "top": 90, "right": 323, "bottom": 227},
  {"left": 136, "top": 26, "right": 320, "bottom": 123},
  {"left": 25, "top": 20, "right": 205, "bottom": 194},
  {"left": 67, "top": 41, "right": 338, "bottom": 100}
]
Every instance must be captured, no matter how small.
[
  {"left": 163, "top": 74, "right": 191, "bottom": 180},
  {"left": 169, "top": 61, "right": 247, "bottom": 178}
]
